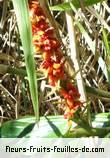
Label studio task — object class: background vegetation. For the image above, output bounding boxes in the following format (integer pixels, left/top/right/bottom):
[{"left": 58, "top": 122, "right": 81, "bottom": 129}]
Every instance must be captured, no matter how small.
[{"left": 0, "top": 0, "right": 110, "bottom": 137}]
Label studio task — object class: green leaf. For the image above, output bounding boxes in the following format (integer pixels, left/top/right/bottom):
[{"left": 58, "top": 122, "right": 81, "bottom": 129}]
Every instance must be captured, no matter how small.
[
  {"left": 92, "top": 112, "right": 110, "bottom": 127},
  {"left": 12, "top": 0, "right": 39, "bottom": 121},
  {"left": 50, "top": 0, "right": 104, "bottom": 11},
  {"left": 102, "top": 29, "right": 110, "bottom": 57},
  {"left": 102, "top": 29, "right": 110, "bottom": 83},
  {"left": 1, "top": 113, "right": 110, "bottom": 138},
  {"left": 0, "top": 116, "right": 68, "bottom": 138}
]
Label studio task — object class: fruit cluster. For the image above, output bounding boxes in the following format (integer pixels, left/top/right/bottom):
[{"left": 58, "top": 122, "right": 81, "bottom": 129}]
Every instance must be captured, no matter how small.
[{"left": 29, "top": 0, "right": 82, "bottom": 119}]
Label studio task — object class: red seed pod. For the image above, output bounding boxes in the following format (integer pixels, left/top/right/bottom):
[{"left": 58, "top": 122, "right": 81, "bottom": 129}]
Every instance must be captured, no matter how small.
[
  {"left": 67, "top": 98, "right": 74, "bottom": 107},
  {"left": 48, "top": 74, "right": 58, "bottom": 86},
  {"left": 59, "top": 89, "right": 72, "bottom": 99},
  {"left": 44, "top": 28, "right": 54, "bottom": 38},
  {"left": 29, "top": 0, "right": 82, "bottom": 120},
  {"left": 47, "top": 67, "right": 53, "bottom": 75},
  {"left": 41, "top": 60, "right": 53, "bottom": 69},
  {"left": 53, "top": 63, "right": 61, "bottom": 69},
  {"left": 34, "top": 19, "right": 48, "bottom": 31},
  {"left": 42, "top": 51, "right": 51, "bottom": 60}
]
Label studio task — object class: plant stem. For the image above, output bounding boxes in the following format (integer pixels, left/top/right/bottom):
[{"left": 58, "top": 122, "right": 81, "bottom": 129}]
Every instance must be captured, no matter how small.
[
  {"left": 64, "top": 126, "right": 110, "bottom": 138},
  {"left": 65, "top": 1, "right": 87, "bottom": 107}
]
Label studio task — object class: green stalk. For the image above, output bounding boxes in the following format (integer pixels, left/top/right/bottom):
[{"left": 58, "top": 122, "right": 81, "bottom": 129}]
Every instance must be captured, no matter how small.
[
  {"left": 85, "top": 85, "right": 110, "bottom": 98},
  {"left": 12, "top": 0, "right": 39, "bottom": 122},
  {"left": 65, "top": 115, "right": 110, "bottom": 137},
  {"left": 64, "top": 126, "right": 110, "bottom": 137}
]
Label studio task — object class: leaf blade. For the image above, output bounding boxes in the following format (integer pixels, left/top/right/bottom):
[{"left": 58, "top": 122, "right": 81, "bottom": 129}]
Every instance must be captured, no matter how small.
[
  {"left": 50, "top": 0, "right": 104, "bottom": 11},
  {"left": 12, "top": 0, "right": 39, "bottom": 122}
]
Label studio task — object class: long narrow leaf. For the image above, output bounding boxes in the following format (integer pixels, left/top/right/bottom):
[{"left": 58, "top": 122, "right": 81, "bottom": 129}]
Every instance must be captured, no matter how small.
[
  {"left": 12, "top": 0, "right": 39, "bottom": 122},
  {"left": 50, "top": 0, "right": 104, "bottom": 11},
  {"left": 102, "top": 29, "right": 110, "bottom": 57}
]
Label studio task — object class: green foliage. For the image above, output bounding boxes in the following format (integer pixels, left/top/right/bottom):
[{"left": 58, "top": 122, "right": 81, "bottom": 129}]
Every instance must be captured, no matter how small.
[
  {"left": 50, "top": 0, "right": 104, "bottom": 11},
  {"left": 0, "top": 116, "right": 68, "bottom": 138},
  {"left": 12, "top": 0, "right": 39, "bottom": 121},
  {"left": 1, "top": 113, "right": 110, "bottom": 138},
  {"left": 7, "top": 0, "right": 110, "bottom": 139},
  {"left": 102, "top": 29, "right": 110, "bottom": 83},
  {"left": 102, "top": 29, "right": 110, "bottom": 57}
]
